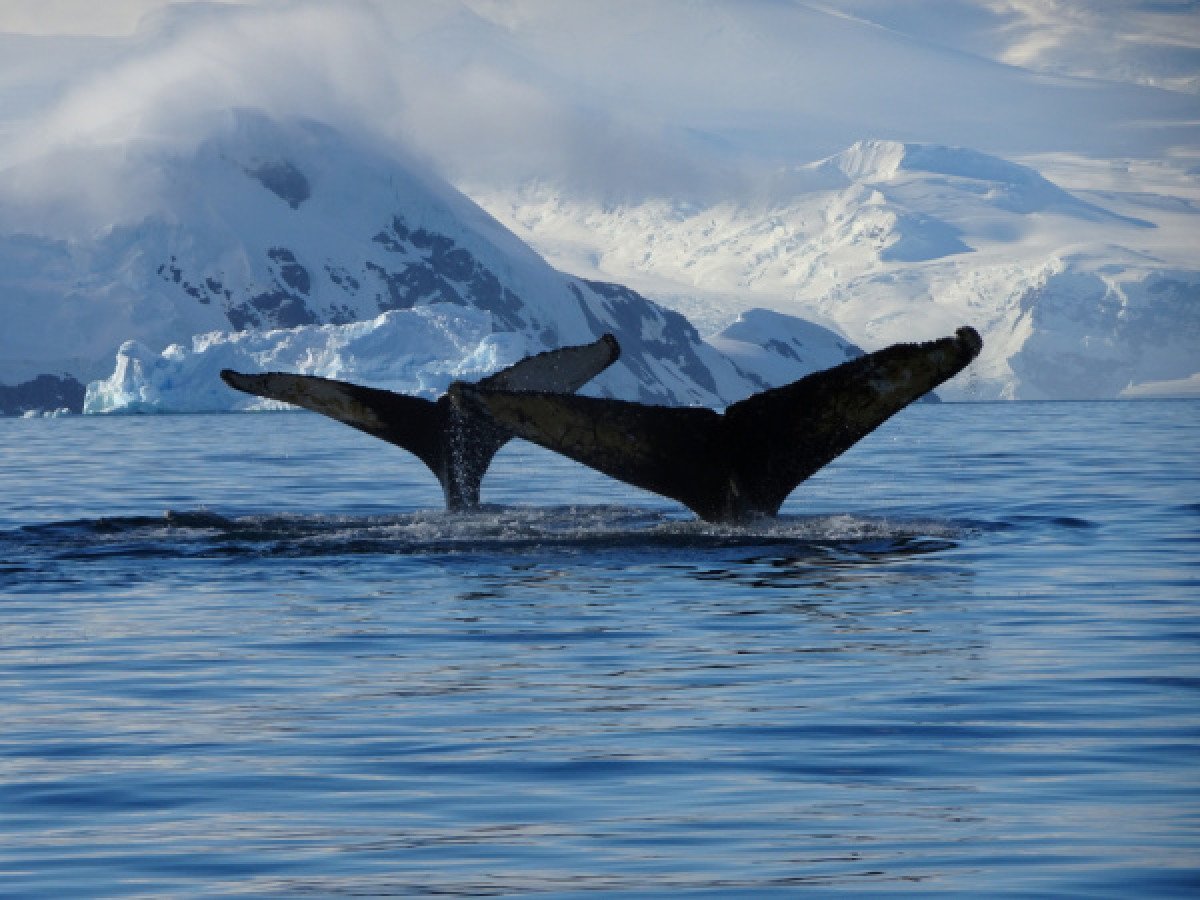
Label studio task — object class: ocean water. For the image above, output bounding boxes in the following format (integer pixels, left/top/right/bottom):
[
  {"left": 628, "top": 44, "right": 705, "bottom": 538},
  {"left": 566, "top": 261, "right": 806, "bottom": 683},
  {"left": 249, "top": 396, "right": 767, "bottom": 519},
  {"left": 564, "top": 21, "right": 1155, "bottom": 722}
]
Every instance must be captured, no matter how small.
[{"left": 1, "top": 401, "right": 1197, "bottom": 897}]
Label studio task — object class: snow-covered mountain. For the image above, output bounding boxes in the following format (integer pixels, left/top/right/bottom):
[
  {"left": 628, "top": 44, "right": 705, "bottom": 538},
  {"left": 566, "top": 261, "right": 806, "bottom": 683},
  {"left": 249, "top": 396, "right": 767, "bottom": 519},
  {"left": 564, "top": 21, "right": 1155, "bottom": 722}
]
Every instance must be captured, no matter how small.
[
  {"left": 706, "top": 309, "right": 864, "bottom": 393},
  {"left": 1, "top": 110, "right": 862, "bottom": 414},
  {"left": 471, "top": 141, "right": 1200, "bottom": 400},
  {"left": 2, "top": 2, "right": 1196, "bottom": 410}
]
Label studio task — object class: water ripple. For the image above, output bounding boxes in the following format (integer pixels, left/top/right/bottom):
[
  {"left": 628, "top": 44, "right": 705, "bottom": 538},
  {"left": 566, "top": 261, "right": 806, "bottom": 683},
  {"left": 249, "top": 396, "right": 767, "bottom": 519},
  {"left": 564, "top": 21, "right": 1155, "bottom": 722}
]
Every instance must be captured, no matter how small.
[{"left": 1, "top": 404, "right": 1197, "bottom": 897}]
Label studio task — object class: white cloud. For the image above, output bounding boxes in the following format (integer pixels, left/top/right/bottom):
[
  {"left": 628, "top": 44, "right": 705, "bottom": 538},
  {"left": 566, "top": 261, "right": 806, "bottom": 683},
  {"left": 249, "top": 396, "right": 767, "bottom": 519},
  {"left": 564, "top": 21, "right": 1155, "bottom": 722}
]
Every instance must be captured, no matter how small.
[
  {"left": 973, "top": 1, "right": 1200, "bottom": 92},
  {"left": 0, "top": 0, "right": 233, "bottom": 36},
  {"left": 2, "top": 0, "right": 1198, "bottom": 200}
]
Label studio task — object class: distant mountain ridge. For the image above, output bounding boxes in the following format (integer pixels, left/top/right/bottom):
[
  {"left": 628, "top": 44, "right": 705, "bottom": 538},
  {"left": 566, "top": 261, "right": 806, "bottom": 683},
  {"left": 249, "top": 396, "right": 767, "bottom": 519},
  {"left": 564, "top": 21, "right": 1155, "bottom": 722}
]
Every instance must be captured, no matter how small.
[{"left": 472, "top": 139, "right": 1200, "bottom": 399}]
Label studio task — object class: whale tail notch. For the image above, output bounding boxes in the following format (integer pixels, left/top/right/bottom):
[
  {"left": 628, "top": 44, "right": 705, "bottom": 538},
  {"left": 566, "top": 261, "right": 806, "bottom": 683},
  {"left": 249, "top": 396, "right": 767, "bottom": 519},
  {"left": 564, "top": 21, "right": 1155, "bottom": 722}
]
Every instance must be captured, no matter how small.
[
  {"left": 452, "top": 326, "right": 983, "bottom": 522},
  {"left": 220, "top": 332, "right": 620, "bottom": 509}
]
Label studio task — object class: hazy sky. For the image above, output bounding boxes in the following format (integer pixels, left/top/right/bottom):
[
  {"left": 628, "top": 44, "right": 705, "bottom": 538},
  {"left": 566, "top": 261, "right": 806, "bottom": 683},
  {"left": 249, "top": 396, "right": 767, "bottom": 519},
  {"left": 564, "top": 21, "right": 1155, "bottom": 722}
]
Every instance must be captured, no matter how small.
[{"left": 1, "top": 0, "right": 1197, "bottom": 197}]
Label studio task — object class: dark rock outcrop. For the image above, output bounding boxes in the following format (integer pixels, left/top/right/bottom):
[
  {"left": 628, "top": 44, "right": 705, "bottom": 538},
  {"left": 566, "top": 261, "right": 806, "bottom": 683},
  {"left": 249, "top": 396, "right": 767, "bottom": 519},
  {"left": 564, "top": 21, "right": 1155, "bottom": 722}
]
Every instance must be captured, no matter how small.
[{"left": 0, "top": 374, "right": 86, "bottom": 416}]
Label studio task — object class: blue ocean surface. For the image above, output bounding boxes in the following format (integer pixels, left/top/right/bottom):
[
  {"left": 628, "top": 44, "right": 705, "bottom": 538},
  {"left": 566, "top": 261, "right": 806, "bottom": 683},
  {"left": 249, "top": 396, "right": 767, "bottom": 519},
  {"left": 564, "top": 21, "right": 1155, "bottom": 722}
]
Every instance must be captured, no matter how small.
[{"left": 1, "top": 401, "right": 1197, "bottom": 897}]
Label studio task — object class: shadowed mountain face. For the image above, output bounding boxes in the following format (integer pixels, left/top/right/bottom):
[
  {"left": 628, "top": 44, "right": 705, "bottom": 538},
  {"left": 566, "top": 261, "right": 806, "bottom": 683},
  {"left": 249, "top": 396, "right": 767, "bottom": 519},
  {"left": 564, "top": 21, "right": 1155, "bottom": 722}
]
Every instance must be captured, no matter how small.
[{"left": 455, "top": 327, "right": 983, "bottom": 522}]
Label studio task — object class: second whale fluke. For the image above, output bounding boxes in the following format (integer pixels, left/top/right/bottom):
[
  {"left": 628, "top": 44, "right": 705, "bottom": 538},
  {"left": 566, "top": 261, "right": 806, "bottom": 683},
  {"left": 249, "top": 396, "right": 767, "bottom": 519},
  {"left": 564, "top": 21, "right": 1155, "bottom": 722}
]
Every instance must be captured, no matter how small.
[{"left": 452, "top": 327, "right": 983, "bottom": 523}]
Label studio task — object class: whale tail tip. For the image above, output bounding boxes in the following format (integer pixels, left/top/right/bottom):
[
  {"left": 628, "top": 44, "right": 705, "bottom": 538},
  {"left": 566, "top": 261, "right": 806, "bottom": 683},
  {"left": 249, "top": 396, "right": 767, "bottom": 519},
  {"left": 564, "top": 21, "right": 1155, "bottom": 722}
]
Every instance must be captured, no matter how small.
[
  {"left": 460, "top": 326, "right": 985, "bottom": 522},
  {"left": 956, "top": 326, "right": 983, "bottom": 357}
]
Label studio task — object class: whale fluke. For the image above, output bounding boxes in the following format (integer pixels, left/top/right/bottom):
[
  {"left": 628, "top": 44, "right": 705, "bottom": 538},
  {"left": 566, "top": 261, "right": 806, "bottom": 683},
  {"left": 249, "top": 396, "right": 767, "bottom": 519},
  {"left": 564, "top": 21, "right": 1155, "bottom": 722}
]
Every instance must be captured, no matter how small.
[
  {"left": 453, "top": 327, "right": 982, "bottom": 522},
  {"left": 220, "top": 334, "right": 620, "bottom": 510}
]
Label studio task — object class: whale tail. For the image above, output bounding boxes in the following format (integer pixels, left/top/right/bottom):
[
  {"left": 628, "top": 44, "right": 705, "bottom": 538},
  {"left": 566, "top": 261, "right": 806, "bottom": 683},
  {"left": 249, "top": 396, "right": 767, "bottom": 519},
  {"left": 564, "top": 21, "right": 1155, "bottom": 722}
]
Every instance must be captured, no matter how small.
[
  {"left": 452, "top": 327, "right": 982, "bottom": 522},
  {"left": 220, "top": 333, "right": 620, "bottom": 509}
]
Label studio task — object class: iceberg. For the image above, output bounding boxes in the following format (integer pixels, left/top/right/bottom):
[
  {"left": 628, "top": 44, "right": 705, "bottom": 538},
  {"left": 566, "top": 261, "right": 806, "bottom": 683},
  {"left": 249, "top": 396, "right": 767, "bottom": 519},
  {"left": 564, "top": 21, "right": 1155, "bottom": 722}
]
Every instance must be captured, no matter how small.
[{"left": 84, "top": 306, "right": 533, "bottom": 414}]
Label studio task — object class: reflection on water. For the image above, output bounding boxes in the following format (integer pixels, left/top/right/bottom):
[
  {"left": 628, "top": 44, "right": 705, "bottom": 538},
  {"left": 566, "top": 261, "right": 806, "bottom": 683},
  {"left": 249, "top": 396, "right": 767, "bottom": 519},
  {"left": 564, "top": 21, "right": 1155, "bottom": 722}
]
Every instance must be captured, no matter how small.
[{"left": 0, "top": 403, "right": 1197, "bottom": 897}]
